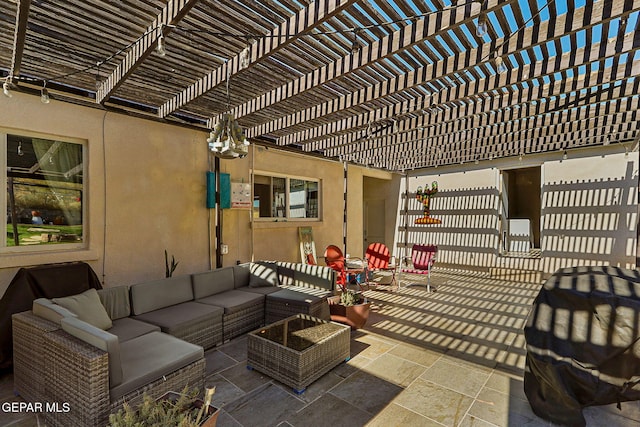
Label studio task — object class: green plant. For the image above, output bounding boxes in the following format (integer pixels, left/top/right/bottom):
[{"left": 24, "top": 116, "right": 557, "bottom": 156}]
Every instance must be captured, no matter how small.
[
  {"left": 109, "top": 386, "right": 216, "bottom": 427},
  {"left": 165, "top": 250, "right": 179, "bottom": 278},
  {"left": 340, "top": 290, "right": 365, "bottom": 306}
]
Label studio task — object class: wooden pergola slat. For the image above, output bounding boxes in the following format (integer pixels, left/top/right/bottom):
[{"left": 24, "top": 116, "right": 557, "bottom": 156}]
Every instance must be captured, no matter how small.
[
  {"left": 158, "top": 0, "right": 357, "bottom": 120},
  {"left": 95, "top": 0, "right": 200, "bottom": 104},
  {"left": 8, "top": 0, "right": 31, "bottom": 78}
]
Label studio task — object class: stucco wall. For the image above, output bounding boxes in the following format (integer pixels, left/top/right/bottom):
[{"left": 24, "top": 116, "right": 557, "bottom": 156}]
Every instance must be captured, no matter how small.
[
  {"left": 398, "top": 168, "right": 500, "bottom": 269},
  {"left": 541, "top": 152, "right": 637, "bottom": 271},
  {"left": 0, "top": 92, "right": 212, "bottom": 295},
  {"left": 397, "top": 147, "right": 638, "bottom": 274},
  {"left": 0, "top": 94, "right": 386, "bottom": 299},
  {"left": 223, "top": 145, "right": 347, "bottom": 265}
]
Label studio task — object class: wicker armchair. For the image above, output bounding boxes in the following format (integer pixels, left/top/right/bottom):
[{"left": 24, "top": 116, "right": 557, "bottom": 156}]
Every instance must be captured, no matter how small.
[{"left": 13, "top": 311, "right": 205, "bottom": 427}]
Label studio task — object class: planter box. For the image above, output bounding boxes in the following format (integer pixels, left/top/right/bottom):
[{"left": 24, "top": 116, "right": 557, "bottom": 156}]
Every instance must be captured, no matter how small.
[
  {"left": 247, "top": 314, "right": 350, "bottom": 393},
  {"left": 157, "top": 391, "right": 220, "bottom": 427},
  {"left": 327, "top": 295, "right": 371, "bottom": 329}
]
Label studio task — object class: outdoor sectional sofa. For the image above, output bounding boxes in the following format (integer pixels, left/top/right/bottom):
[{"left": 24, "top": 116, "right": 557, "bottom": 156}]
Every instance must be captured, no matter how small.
[{"left": 12, "top": 261, "right": 335, "bottom": 427}]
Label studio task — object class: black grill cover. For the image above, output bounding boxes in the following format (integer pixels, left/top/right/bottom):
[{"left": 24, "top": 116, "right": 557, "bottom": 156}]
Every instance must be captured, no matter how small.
[
  {"left": 0, "top": 261, "right": 102, "bottom": 369},
  {"left": 524, "top": 266, "right": 640, "bottom": 426}
]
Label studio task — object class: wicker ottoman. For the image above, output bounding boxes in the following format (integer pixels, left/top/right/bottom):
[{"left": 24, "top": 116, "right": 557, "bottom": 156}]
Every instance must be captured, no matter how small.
[
  {"left": 265, "top": 288, "right": 330, "bottom": 324},
  {"left": 247, "top": 314, "right": 350, "bottom": 393}
]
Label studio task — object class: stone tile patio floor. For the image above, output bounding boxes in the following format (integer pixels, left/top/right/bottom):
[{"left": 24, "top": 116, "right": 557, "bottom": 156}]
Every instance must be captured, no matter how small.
[{"left": 2, "top": 269, "right": 640, "bottom": 426}]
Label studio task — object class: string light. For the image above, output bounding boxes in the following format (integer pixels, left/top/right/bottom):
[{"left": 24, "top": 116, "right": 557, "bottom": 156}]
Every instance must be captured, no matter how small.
[
  {"left": 495, "top": 56, "right": 508, "bottom": 74},
  {"left": 239, "top": 44, "right": 250, "bottom": 69},
  {"left": 351, "top": 29, "right": 362, "bottom": 54},
  {"left": 41, "top": 81, "right": 50, "bottom": 104},
  {"left": 562, "top": 150, "right": 568, "bottom": 160},
  {"left": 476, "top": 12, "right": 488, "bottom": 37},
  {"left": 156, "top": 32, "right": 167, "bottom": 57},
  {"left": 3, "top": 79, "right": 12, "bottom": 98},
  {"left": 17, "top": 141, "right": 23, "bottom": 156}
]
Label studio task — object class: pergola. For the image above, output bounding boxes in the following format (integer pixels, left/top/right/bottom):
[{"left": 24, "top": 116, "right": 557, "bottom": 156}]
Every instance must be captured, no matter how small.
[{"left": 1, "top": 0, "right": 639, "bottom": 171}]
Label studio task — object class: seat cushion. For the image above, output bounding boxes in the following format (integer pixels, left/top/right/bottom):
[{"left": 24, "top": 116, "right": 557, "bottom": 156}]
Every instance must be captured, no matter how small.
[
  {"left": 237, "top": 286, "right": 281, "bottom": 295},
  {"left": 196, "top": 289, "right": 264, "bottom": 314},
  {"left": 267, "top": 287, "right": 329, "bottom": 304},
  {"left": 108, "top": 317, "right": 160, "bottom": 343},
  {"left": 132, "top": 301, "right": 223, "bottom": 335},
  {"left": 110, "top": 332, "right": 203, "bottom": 401},
  {"left": 53, "top": 288, "right": 113, "bottom": 330}
]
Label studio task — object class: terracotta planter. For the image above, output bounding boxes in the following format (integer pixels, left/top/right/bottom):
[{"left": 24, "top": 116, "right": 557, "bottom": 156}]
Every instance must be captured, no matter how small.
[{"left": 327, "top": 295, "right": 371, "bottom": 329}]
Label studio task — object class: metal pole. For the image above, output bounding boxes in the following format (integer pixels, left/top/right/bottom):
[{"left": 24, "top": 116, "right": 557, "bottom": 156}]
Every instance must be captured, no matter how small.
[{"left": 215, "top": 156, "right": 223, "bottom": 268}]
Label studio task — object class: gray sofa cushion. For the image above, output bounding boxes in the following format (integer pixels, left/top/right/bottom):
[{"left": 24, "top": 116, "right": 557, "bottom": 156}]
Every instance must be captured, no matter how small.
[
  {"left": 132, "top": 301, "right": 223, "bottom": 335},
  {"left": 277, "top": 262, "right": 335, "bottom": 291},
  {"left": 110, "top": 331, "right": 203, "bottom": 401},
  {"left": 267, "top": 287, "right": 330, "bottom": 304},
  {"left": 97, "top": 286, "right": 131, "bottom": 320},
  {"left": 191, "top": 268, "right": 234, "bottom": 299},
  {"left": 237, "top": 286, "right": 281, "bottom": 295},
  {"left": 197, "top": 289, "right": 264, "bottom": 314},
  {"left": 249, "top": 262, "right": 280, "bottom": 287},
  {"left": 233, "top": 264, "right": 250, "bottom": 288},
  {"left": 130, "top": 275, "right": 194, "bottom": 315},
  {"left": 61, "top": 317, "right": 123, "bottom": 388},
  {"left": 108, "top": 317, "right": 160, "bottom": 343},
  {"left": 33, "top": 298, "right": 77, "bottom": 324},
  {"left": 53, "top": 288, "right": 113, "bottom": 330}
]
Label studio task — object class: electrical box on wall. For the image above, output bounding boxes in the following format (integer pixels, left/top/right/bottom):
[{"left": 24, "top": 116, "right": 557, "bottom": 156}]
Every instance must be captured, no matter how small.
[{"left": 206, "top": 171, "right": 231, "bottom": 209}]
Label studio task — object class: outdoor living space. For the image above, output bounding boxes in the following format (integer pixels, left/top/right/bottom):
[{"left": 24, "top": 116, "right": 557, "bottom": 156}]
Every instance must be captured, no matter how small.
[{"left": 3, "top": 269, "right": 640, "bottom": 427}]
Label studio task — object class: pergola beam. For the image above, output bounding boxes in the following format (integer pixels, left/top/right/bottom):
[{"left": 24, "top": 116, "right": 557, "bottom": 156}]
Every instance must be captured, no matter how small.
[
  {"left": 228, "top": 0, "right": 485, "bottom": 120},
  {"left": 340, "top": 86, "right": 640, "bottom": 169},
  {"left": 335, "top": 81, "right": 640, "bottom": 159},
  {"left": 246, "top": 2, "right": 638, "bottom": 139},
  {"left": 95, "top": 0, "right": 199, "bottom": 104},
  {"left": 158, "top": 0, "right": 356, "bottom": 119},
  {"left": 9, "top": 0, "right": 31, "bottom": 78},
  {"left": 314, "top": 62, "right": 634, "bottom": 154}
]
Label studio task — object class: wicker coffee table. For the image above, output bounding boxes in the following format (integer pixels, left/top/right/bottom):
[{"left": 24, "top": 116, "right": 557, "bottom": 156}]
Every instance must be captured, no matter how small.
[{"left": 247, "top": 314, "right": 350, "bottom": 393}]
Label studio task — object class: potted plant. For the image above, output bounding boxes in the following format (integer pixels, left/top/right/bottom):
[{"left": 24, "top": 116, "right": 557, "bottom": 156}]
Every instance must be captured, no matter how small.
[
  {"left": 109, "top": 386, "right": 219, "bottom": 427},
  {"left": 327, "top": 290, "right": 371, "bottom": 329}
]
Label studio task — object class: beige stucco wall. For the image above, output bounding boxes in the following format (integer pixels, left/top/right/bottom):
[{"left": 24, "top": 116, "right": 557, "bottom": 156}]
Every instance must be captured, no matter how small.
[
  {"left": 0, "top": 94, "right": 399, "bottom": 298},
  {"left": 399, "top": 167, "right": 501, "bottom": 269},
  {"left": 541, "top": 151, "right": 637, "bottom": 271},
  {"left": 219, "top": 145, "right": 347, "bottom": 265},
  {"left": 0, "top": 92, "right": 212, "bottom": 295},
  {"left": 398, "top": 146, "right": 638, "bottom": 274}
]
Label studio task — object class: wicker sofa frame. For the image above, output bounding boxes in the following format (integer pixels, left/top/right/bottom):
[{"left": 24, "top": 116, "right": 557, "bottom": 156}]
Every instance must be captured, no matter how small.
[{"left": 13, "top": 311, "right": 205, "bottom": 427}]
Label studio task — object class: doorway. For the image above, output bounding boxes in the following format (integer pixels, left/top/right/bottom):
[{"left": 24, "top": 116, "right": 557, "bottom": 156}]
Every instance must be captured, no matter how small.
[
  {"left": 500, "top": 167, "right": 541, "bottom": 253},
  {"left": 364, "top": 199, "right": 386, "bottom": 250}
]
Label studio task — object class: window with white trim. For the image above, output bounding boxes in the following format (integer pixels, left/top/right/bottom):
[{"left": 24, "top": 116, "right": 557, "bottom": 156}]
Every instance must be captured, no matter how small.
[
  {"left": 1, "top": 132, "right": 85, "bottom": 251},
  {"left": 253, "top": 174, "right": 320, "bottom": 220}
]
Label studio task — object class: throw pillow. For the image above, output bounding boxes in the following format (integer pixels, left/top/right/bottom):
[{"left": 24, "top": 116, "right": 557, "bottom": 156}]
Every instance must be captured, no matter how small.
[
  {"left": 53, "top": 288, "right": 113, "bottom": 330},
  {"left": 249, "top": 261, "right": 279, "bottom": 288}
]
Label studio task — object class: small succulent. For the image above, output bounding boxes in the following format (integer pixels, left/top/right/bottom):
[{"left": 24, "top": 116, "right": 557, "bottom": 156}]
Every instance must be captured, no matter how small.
[{"left": 340, "top": 290, "right": 365, "bottom": 306}]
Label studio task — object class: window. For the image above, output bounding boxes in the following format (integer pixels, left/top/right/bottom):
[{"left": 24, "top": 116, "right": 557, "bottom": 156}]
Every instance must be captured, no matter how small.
[
  {"left": 1, "top": 133, "right": 85, "bottom": 251},
  {"left": 253, "top": 174, "right": 320, "bottom": 220}
]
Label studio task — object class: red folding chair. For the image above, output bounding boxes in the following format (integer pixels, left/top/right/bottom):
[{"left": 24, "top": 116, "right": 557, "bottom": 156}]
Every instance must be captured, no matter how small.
[
  {"left": 324, "top": 245, "right": 365, "bottom": 292},
  {"left": 365, "top": 242, "right": 398, "bottom": 289},
  {"left": 401, "top": 244, "right": 438, "bottom": 292}
]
